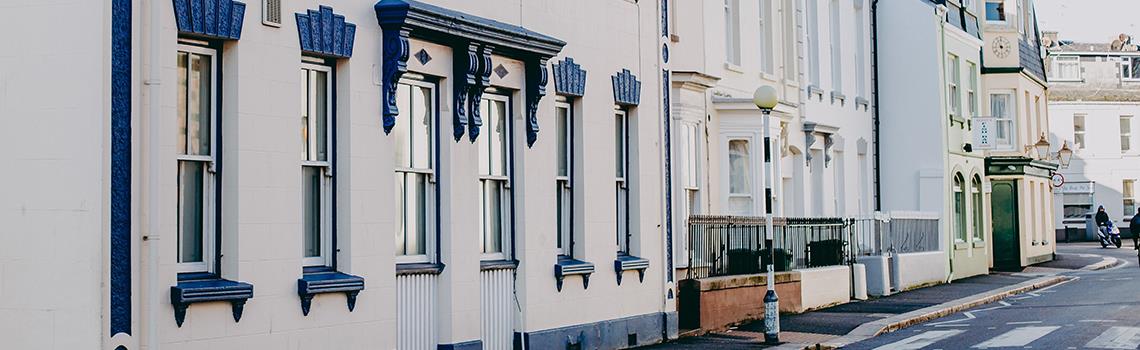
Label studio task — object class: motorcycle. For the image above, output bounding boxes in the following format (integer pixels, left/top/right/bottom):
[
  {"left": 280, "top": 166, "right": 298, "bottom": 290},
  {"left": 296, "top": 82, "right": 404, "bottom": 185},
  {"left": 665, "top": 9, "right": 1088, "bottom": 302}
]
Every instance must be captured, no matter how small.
[{"left": 1098, "top": 221, "right": 1123, "bottom": 248}]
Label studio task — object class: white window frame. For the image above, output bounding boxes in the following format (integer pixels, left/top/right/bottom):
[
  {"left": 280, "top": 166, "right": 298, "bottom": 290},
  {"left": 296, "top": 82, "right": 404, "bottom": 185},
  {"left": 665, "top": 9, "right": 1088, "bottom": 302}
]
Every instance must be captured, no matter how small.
[
  {"left": 1125, "top": 57, "right": 1140, "bottom": 81},
  {"left": 615, "top": 108, "right": 631, "bottom": 254},
  {"left": 1074, "top": 113, "right": 1086, "bottom": 149},
  {"left": 1125, "top": 179, "right": 1136, "bottom": 217},
  {"left": 724, "top": 136, "right": 757, "bottom": 216},
  {"left": 947, "top": 54, "right": 961, "bottom": 118},
  {"left": 971, "top": 175, "right": 984, "bottom": 241},
  {"left": 1051, "top": 56, "right": 1082, "bottom": 81},
  {"left": 1122, "top": 115, "right": 1133, "bottom": 152},
  {"left": 782, "top": 0, "right": 797, "bottom": 80},
  {"left": 953, "top": 173, "right": 967, "bottom": 243},
  {"left": 479, "top": 92, "right": 513, "bottom": 261},
  {"left": 854, "top": 0, "right": 867, "bottom": 98},
  {"left": 300, "top": 62, "right": 334, "bottom": 267},
  {"left": 678, "top": 121, "right": 701, "bottom": 267},
  {"left": 829, "top": 0, "right": 842, "bottom": 93},
  {"left": 555, "top": 100, "right": 573, "bottom": 257},
  {"left": 967, "top": 61, "right": 978, "bottom": 117},
  {"left": 724, "top": 0, "right": 741, "bottom": 66},
  {"left": 989, "top": 90, "right": 1017, "bottom": 149},
  {"left": 394, "top": 78, "right": 437, "bottom": 265},
  {"left": 759, "top": 0, "right": 774, "bottom": 75},
  {"left": 176, "top": 43, "right": 218, "bottom": 274},
  {"left": 806, "top": 0, "right": 821, "bottom": 86}
]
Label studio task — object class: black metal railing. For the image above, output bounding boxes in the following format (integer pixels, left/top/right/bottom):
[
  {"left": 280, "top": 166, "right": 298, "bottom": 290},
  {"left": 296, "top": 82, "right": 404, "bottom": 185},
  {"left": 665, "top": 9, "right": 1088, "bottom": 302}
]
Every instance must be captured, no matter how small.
[
  {"left": 850, "top": 212, "right": 940, "bottom": 257},
  {"left": 685, "top": 215, "right": 853, "bottom": 279}
]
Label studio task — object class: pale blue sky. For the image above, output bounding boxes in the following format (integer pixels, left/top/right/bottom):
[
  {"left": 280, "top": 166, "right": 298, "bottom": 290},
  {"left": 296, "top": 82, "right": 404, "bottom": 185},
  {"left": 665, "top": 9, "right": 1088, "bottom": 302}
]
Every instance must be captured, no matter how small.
[{"left": 1035, "top": 0, "right": 1140, "bottom": 42}]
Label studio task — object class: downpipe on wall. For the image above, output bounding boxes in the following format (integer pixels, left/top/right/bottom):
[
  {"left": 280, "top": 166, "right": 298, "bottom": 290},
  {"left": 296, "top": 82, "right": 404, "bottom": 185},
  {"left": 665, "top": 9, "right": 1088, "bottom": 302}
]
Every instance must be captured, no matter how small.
[{"left": 145, "top": 0, "right": 162, "bottom": 347}]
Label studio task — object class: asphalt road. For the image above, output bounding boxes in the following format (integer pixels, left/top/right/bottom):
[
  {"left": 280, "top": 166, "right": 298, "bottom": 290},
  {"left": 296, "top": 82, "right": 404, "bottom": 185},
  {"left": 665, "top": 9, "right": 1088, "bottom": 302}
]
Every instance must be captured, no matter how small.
[{"left": 845, "top": 243, "right": 1140, "bottom": 350}]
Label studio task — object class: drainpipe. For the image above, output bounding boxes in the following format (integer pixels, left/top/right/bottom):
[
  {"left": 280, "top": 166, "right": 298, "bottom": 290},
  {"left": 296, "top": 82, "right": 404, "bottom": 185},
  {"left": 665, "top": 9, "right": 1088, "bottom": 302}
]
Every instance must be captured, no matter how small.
[
  {"left": 934, "top": 3, "right": 956, "bottom": 283},
  {"left": 144, "top": 0, "right": 162, "bottom": 348},
  {"left": 870, "top": 0, "right": 881, "bottom": 212}
]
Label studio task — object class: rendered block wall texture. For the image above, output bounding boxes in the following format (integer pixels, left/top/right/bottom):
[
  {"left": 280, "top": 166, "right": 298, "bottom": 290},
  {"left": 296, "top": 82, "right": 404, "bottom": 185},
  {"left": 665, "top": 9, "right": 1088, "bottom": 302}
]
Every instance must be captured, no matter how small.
[
  {"left": 679, "top": 276, "right": 803, "bottom": 332},
  {"left": 895, "top": 252, "right": 949, "bottom": 291},
  {"left": 798, "top": 266, "right": 852, "bottom": 312}
]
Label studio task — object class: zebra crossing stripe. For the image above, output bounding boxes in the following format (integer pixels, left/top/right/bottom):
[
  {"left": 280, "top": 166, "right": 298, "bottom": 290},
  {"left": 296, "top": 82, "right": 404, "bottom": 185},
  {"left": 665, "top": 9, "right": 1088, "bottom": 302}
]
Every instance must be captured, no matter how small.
[
  {"left": 1086, "top": 327, "right": 1140, "bottom": 349},
  {"left": 873, "top": 330, "right": 964, "bottom": 350},
  {"left": 972, "top": 326, "right": 1060, "bottom": 349}
]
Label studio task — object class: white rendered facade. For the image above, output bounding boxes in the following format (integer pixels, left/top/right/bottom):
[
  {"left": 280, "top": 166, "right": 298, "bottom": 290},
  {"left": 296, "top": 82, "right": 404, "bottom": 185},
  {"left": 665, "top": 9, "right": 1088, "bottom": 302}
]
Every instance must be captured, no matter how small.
[
  {"left": 875, "top": 0, "right": 989, "bottom": 281},
  {"left": 0, "top": 1, "right": 675, "bottom": 349}
]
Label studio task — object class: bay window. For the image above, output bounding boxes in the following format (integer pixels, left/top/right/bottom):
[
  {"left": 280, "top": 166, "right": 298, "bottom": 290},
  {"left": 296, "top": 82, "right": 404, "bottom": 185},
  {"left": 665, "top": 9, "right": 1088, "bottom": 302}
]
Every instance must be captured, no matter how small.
[
  {"left": 300, "top": 63, "right": 332, "bottom": 267},
  {"left": 394, "top": 79, "right": 436, "bottom": 264},
  {"left": 177, "top": 44, "right": 217, "bottom": 273},
  {"left": 479, "top": 93, "right": 512, "bottom": 260}
]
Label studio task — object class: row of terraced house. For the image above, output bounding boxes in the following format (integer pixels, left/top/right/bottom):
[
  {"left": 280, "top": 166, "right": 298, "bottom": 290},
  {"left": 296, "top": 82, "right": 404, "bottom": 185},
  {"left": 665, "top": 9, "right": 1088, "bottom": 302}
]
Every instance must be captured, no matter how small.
[{"left": 0, "top": 0, "right": 1062, "bottom": 349}]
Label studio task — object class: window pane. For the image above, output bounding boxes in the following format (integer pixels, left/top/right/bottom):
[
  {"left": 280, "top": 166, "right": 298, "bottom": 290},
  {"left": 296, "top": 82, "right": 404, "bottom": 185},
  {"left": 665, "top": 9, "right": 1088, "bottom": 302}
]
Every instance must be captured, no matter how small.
[
  {"left": 178, "top": 161, "right": 205, "bottom": 263},
  {"left": 302, "top": 166, "right": 321, "bottom": 258},
  {"left": 1122, "top": 117, "right": 1132, "bottom": 134},
  {"left": 178, "top": 52, "right": 188, "bottom": 155},
  {"left": 972, "top": 179, "right": 983, "bottom": 240},
  {"left": 403, "top": 173, "right": 427, "bottom": 256},
  {"left": 314, "top": 70, "right": 328, "bottom": 162},
  {"left": 411, "top": 85, "right": 432, "bottom": 169},
  {"left": 394, "top": 84, "right": 412, "bottom": 168},
  {"left": 482, "top": 180, "right": 503, "bottom": 254},
  {"left": 954, "top": 176, "right": 966, "bottom": 241},
  {"left": 556, "top": 106, "right": 568, "bottom": 177},
  {"left": 615, "top": 112, "right": 626, "bottom": 178},
  {"left": 728, "top": 140, "right": 751, "bottom": 194},
  {"left": 395, "top": 173, "right": 406, "bottom": 255},
  {"left": 189, "top": 53, "right": 211, "bottom": 156},
  {"left": 557, "top": 181, "right": 567, "bottom": 251},
  {"left": 985, "top": 1, "right": 1004, "bottom": 21},
  {"left": 492, "top": 100, "right": 508, "bottom": 176},
  {"left": 301, "top": 70, "right": 311, "bottom": 160}
]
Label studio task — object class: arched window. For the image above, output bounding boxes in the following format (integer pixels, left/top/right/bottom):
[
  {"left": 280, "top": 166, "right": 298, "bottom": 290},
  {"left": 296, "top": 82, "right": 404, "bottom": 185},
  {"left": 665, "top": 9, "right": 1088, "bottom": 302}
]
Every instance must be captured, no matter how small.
[
  {"left": 953, "top": 173, "right": 967, "bottom": 242},
  {"left": 972, "top": 175, "right": 985, "bottom": 241}
]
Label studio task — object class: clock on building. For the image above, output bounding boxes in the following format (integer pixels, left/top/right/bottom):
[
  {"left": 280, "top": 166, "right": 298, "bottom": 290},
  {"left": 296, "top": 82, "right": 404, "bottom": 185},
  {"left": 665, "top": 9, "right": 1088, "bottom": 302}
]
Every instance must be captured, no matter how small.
[{"left": 993, "top": 36, "right": 1012, "bottom": 58}]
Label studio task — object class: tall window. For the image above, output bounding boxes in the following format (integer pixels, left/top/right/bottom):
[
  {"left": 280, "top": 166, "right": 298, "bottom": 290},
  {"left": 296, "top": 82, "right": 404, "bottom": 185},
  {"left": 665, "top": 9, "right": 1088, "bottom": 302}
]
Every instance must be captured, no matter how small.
[
  {"left": 1125, "top": 180, "right": 1136, "bottom": 216},
  {"left": 681, "top": 122, "right": 701, "bottom": 217},
  {"left": 301, "top": 63, "right": 332, "bottom": 267},
  {"left": 947, "top": 54, "right": 961, "bottom": 117},
  {"left": 985, "top": 0, "right": 1005, "bottom": 21},
  {"left": 479, "top": 93, "right": 512, "bottom": 260},
  {"left": 829, "top": 0, "right": 842, "bottom": 92},
  {"left": 727, "top": 140, "right": 753, "bottom": 215},
  {"left": 555, "top": 100, "right": 573, "bottom": 256},
  {"left": 953, "top": 174, "right": 967, "bottom": 242},
  {"left": 724, "top": 0, "right": 741, "bottom": 66},
  {"left": 615, "top": 108, "right": 631, "bottom": 254},
  {"left": 782, "top": 0, "right": 797, "bottom": 80},
  {"left": 1124, "top": 57, "right": 1140, "bottom": 80},
  {"left": 990, "top": 92, "right": 1014, "bottom": 147},
  {"left": 1074, "top": 114, "right": 1086, "bottom": 149},
  {"left": 1122, "top": 116, "right": 1133, "bottom": 152},
  {"left": 855, "top": 0, "right": 867, "bottom": 97},
  {"left": 177, "top": 45, "right": 216, "bottom": 273},
  {"left": 806, "top": 0, "right": 820, "bottom": 86},
  {"left": 967, "top": 62, "right": 978, "bottom": 117},
  {"left": 759, "top": 0, "right": 774, "bottom": 74},
  {"left": 394, "top": 80, "right": 436, "bottom": 264},
  {"left": 1052, "top": 56, "right": 1081, "bottom": 80},
  {"left": 971, "top": 176, "right": 984, "bottom": 241}
]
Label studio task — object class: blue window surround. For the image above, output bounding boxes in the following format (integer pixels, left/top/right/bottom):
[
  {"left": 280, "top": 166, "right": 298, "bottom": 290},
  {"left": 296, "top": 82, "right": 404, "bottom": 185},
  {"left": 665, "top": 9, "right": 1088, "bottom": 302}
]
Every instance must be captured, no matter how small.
[
  {"left": 296, "top": 6, "right": 356, "bottom": 59},
  {"left": 393, "top": 77, "right": 446, "bottom": 276},
  {"left": 170, "top": 1, "right": 250, "bottom": 328},
  {"left": 554, "top": 256, "right": 594, "bottom": 292},
  {"left": 550, "top": 58, "right": 589, "bottom": 280},
  {"left": 110, "top": 0, "right": 132, "bottom": 337},
  {"left": 609, "top": 68, "right": 648, "bottom": 286},
  {"left": 373, "top": 0, "right": 565, "bottom": 145},
  {"left": 295, "top": 55, "right": 366, "bottom": 316}
]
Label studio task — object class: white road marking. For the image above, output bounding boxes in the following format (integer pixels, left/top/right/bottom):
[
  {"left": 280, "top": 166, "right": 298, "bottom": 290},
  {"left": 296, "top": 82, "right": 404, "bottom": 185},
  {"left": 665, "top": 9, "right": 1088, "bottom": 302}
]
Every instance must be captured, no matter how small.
[
  {"left": 874, "top": 330, "right": 964, "bottom": 350},
  {"left": 972, "top": 326, "right": 1060, "bottom": 349},
  {"left": 1086, "top": 327, "right": 1140, "bottom": 349},
  {"left": 1080, "top": 320, "right": 1118, "bottom": 323},
  {"left": 1007, "top": 321, "right": 1043, "bottom": 325}
]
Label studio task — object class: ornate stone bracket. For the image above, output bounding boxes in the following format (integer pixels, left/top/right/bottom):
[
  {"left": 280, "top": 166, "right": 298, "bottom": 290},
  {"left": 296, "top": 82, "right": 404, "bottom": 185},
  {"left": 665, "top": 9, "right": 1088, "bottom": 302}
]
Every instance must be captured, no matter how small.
[
  {"left": 170, "top": 274, "right": 254, "bottom": 327},
  {"left": 804, "top": 131, "right": 817, "bottom": 166},
  {"left": 379, "top": 28, "right": 410, "bottom": 134},
  {"left": 173, "top": 0, "right": 247, "bottom": 40},
  {"left": 612, "top": 69, "right": 642, "bottom": 107},
  {"left": 525, "top": 57, "right": 549, "bottom": 147},
  {"left": 824, "top": 134, "right": 835, "bottom": 167},
  {"left": 453, "top": 43, "right": 493, "bottom": 142},
  {"left": 296, "top": 6, "right": 357, "bottom": 59},
  {"left": 297, "top": 269, "right": 365, "bottom": 316}
]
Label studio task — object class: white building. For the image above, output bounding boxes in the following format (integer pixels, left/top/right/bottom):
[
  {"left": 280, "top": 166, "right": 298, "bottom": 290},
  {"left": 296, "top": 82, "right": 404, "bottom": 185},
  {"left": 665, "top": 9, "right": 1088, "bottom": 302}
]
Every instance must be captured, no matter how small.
[
  {"left": 1, "top": 0, "right": 677, "bottom": 349},
  {"left": 876, "top": 0, "right": 990, "bottom": 281},
  {"left": 1046, "top": 33, "right": 1140, "bottom": 238}
]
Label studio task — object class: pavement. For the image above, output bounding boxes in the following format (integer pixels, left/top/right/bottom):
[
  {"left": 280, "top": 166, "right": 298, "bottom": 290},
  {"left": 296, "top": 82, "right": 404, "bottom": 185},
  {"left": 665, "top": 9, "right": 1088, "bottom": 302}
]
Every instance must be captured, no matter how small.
[{"left": 641, "top": 242, "right": 1128, "bottom": 350}]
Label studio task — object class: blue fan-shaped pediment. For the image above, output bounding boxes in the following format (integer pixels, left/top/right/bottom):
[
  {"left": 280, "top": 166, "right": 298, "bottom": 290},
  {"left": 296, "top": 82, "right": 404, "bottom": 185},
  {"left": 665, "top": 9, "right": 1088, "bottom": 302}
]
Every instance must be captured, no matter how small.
[
  {"left": 173, "top": 0, "right": 247, "bottom": 40},
  {"left": 296, "top": 6, "right": 357, "bottom": 59}
]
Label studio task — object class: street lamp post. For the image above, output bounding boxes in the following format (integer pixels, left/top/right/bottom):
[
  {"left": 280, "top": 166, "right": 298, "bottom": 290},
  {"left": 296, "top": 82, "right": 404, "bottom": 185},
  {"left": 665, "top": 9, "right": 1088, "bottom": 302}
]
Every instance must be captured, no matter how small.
[{"left": 753, "top": 86, "right": 780, "bottom": 345}]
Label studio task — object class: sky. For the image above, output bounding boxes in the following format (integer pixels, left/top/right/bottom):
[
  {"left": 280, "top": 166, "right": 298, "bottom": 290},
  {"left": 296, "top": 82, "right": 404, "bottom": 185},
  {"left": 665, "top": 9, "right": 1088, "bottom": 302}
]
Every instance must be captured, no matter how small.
[{"left": 1035, "top": 0, "right": 1140, "bottom": 43}]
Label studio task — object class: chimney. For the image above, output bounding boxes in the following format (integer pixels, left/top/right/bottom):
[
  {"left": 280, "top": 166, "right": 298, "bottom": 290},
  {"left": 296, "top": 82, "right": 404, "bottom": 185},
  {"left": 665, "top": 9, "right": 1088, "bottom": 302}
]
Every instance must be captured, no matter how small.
[{"left": 1042, "top": 31, "right": 1059, "bottom": 48}]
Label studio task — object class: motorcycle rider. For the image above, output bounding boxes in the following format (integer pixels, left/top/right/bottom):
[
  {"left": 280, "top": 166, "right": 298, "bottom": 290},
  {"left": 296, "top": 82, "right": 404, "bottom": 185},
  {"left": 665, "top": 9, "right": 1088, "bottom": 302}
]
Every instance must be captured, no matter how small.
[{"left": 1096, "top": 206, "right": 1111, "bottom": 234}]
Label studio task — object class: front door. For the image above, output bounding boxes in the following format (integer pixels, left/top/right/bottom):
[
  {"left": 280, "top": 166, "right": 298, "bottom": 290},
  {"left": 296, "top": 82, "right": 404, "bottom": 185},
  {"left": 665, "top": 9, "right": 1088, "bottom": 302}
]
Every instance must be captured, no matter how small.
[{"left": 991, "top": 181, "right": 1021, "bottom": 270}]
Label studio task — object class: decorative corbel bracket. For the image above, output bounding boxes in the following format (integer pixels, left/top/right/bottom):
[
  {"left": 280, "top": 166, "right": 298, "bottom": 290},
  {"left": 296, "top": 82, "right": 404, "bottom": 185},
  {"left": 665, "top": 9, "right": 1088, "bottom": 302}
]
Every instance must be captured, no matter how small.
[
  {"left": 525, "top": 57, "right": 550, "bottom": 147},
  {"left": 804, "top": 131, "right": 818, "bottom": 166},
  {"left": 375, "top": 2, "right": 411, "bottom": 134},
  {"left": 452, "top": 43, "right": 478, "bottom": 141},
  {"left": 824, "top": 134, "right": 835, "bottom": 167},
  {"left": 297, "top": 269, "right": 365, "bottom": 316},
  {"left": 614, "top": 254, "right": 650, "bottom": 285},
  {"left": 612, "top": 69, "right": 642, "bottom": 107},
  {"left": 467, "top": 45, "right": 493, "bottom": 143}
]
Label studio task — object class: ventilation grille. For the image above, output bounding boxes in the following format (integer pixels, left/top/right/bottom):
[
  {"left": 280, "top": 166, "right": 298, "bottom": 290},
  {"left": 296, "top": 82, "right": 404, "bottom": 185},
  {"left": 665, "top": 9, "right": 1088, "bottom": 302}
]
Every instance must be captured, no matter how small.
[{"left": 262, "top": 0, "right": 281, "bottom": 27}]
